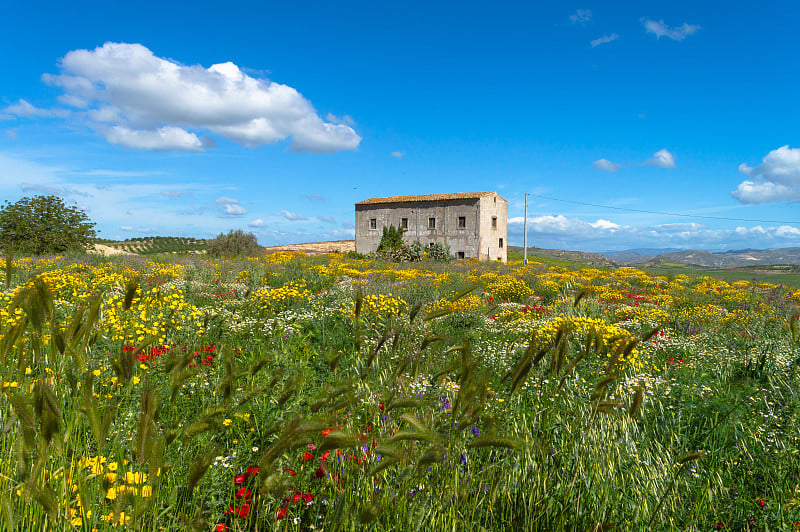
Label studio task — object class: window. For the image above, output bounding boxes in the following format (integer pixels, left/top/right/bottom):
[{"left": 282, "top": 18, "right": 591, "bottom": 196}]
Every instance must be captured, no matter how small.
[
  {"left": 400, "top": 218, "right": 408, "bottom": 230},
  {"left": 491, "top": 216, "right": 497, "bottom": 229},
  {"left": 458, "top": 216, "right": 466, "bottom": 228},
  {"left": 428, "top": 217, "right": 436, "bottom": 229},
  {"left": 499, "top": 238, "right": 504, "bottom": 248},
  {"left": 370, "top": 218, "right": 377, "bottom": 230},
  {"left": 457, "top": 251, "right": 465, "bottom": 259}
]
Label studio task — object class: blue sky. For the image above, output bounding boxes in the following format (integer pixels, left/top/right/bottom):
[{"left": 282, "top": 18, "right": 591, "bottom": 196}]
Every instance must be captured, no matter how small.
[{"left": 1, "top": 0, "right": 799, "bottom": 251}]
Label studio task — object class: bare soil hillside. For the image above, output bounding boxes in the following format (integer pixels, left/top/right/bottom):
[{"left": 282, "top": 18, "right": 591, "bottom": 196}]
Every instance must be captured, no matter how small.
[{"left": 88, "top": 244, "right": 137, "bottom": 256}]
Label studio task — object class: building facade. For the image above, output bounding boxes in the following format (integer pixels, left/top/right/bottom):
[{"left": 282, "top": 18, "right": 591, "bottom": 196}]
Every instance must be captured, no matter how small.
[{"left": 354, "top": 192, "right": 508, "bottom": 262}]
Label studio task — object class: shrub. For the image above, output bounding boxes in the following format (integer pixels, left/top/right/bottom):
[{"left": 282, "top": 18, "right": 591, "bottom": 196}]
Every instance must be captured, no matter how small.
[
  {"left": 427, "top": 242, "right": 451, "bottom": 262},
  {"left": 207, "top": 229, "right": 263, "bottom": 257},
  {"left": 0, "top": 195, "right": 97, "bottom": 255}
]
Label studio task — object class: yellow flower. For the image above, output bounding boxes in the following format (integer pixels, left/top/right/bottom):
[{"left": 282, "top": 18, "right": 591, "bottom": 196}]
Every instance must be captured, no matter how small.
[
  {"left": 223, "top": 418, "right": 233, "bottom": 427},
  {"left": 124, "top": 471, "right": 147, "bottom": 484}
]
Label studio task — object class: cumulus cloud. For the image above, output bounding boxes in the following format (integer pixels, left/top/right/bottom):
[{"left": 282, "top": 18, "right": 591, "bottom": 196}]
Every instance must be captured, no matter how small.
[
  {"left": 42, "top": 42, "right": 361, "bottom": 152},
  {"left": 642, "top": 19, "right": 700, "bottom": 41},
  {"left": 645, "top": 149, "right": 676, "bottom": 169},
  {"left": 2, "top": 99, "right": 71, "bottom": 119},
  {"left": 732, "top": 145, "right": 800, "bottom": 203},
  {"left": 391, "top": 151, "right": 405, "bottom": 158},
  {"left": 248, "top": 218, "right": 266, "bottom": 228},
  {"left": 105, "top": 125, "right": 208, "bottom": 151},
  {"left": 215, "top": 196, "right": 247, "bottom": 216},
  {"left": 570, "top": 9, "right": 592, "bottom": 24},
  {"left": 593, "top": 158, "right": 621, "bottom": 172},
  {"left": 591, "top": 33, "right": 620, "bottom": 47},
  {"left": 281, "top": 210, "right": 308, "bottom": 221}
]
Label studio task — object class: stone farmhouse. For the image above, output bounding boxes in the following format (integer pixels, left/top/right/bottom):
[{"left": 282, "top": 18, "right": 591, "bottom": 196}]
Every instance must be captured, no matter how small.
[{"left": 354, "top": 192, "right": 508, "bottom": 262}]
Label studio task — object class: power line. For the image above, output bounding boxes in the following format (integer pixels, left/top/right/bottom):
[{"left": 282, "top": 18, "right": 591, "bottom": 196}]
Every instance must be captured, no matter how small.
[{"left": 530, "top": 193, "right": 798, "bottom": 225}]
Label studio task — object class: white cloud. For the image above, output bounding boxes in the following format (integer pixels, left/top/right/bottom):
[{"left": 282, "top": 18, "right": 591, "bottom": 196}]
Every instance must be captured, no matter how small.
[
  {"left": 318, "top": 216, "right": 336, "bottom": 224},
  {"left": 281, "top": 210, "right": 308, "bottom": 221},
  {"left": 215, "top": 196, "right": 247, "bottom": 216},
  {"left": 5, "top": 129, "right": 17, "bottom": 139},
  {"left": 508, "top": 214, "right": 800, "bottom": 251},
  {"left": 642, "top": 19, "right": 700, "bottom": 41},
  {"left": 42, "top": 42, "right": 361, "bottom": 153},
  {"left": 590, "top": 219, "right": 620, "bottom": 230},
  {"left": 569, "top": 9, "right": 592, "bottom": 24},
  {"left": 248, "top": 218, "right": 266, "bottom": 228},
  {"left": 2, "top": 99, "right": 71, "bottom": 119},
  {"left": 593, "top": 158, "right": 621, "bottom": 172},
  {"left": 326, "top": 113, "right": 355, "bottom": 126},
  {"left": 105, "top": 125, "right": 206, "bottom": 151},
  {"left": 732, "top": 145, "right": 800, "bottom": 203},
  {"left": 645, "top": 149, "right": 676, "bottom": 169},
  {"left": 391, "top": 151, "right": 405, "bottom": 158},
  {"left": 591, "top": 33, "right": 620, "bottom": 47}
]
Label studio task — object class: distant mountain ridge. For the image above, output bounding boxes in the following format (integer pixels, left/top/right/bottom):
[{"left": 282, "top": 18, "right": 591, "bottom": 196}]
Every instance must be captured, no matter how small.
[{"left": 604, "top": 247, "right": 800, "bottom": 268}]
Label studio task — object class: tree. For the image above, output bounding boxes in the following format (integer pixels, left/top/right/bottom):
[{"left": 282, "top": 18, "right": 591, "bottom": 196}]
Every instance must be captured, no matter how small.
[
  {"left": 377, "top": 224, "right": 404, "bottom": 252},
  {"left": 207, "top": 229, "right": 263, "bottom": 257},
  {"left": 0, "top": 195, "right": 97, "bottom": 255}
]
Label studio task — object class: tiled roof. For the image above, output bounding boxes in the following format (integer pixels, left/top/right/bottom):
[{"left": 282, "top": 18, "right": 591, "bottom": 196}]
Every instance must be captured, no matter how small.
[{"left": 356, "top": 191, "right": 503, "bottom": 205}]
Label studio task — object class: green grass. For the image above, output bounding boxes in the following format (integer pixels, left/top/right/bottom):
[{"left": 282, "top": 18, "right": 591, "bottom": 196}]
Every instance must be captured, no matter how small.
[{"left": 2, "top": 253, "right": 800, "bottom": 530}]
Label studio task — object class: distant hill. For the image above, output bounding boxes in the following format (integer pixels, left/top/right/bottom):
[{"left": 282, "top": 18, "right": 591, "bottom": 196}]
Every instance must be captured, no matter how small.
[
  {"left": 604, "top": 248, "right": 681, "bottom": 263},
  {"left": 604, "top": 251, "right": 650, "bottom": 264},
  {"left": 508, "top": 246, "right": 618, "bottom": 267},
  {"left": 100, "top": 237, "right": 209, "bottom": 255},
  {"left": 640, "top": 248, "right": 800, "bottom": 268}
]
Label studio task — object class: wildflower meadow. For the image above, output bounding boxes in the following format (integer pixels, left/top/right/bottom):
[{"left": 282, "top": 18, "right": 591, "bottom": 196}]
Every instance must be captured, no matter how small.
[{"left": 1, "top": 251, "right": 799, "bottom": 530}]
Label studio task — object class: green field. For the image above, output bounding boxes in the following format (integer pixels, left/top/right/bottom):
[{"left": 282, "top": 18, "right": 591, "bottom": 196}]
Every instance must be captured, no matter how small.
[{"left": 1, "top": 251, "right": 800, "bottom": 530}]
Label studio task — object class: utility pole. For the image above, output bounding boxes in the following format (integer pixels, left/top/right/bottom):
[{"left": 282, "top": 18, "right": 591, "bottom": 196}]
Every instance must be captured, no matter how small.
[{"left": 523, "top": 192, "right": 528, "bottom": 265}]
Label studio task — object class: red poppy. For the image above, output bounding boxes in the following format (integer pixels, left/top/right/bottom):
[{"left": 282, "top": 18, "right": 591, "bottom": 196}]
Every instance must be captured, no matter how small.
[
  {"left": 759, "top": 499, "right": 766, "bottom": 508},
  {"left": 307, "top": 443, "right": 316, "bottom": 450},
  {"left": 316, "top": 466, "right": 327, "bottom": 478},
  {"left": 320, "top": 451, "right": 330, "bottom": 461},
  {"left": 292, "top": 492, "right": 302, "bottom": 503},
  {"left": 235, "top": 488, "right": 252, "bottom": 501},
  {"left": 234, "top": 474, "right": 248, "bottom": 485},
  {"left": 276, "top": 507, "right": 287, "bottom": 520},
  {"left": 216, "top": 524, "right": 228, "bottom": 532},
  {"left": 301, "top": 493, "right": 313, "bottom": 504},
  {"left": 246, "top": 465, "right": 259, "bottom": 477},
  {"left": 227, "top": 504, "right": 250, "bottom": 518},
  {"left": 321, "top": 428, "right": 335, "bottom": 436},
  {"left": 283, "top": 468, "right": 297, "bottom": 477},
  {"left": 299, "top": 451, "right": 314, "bottom": 463}
]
